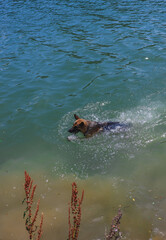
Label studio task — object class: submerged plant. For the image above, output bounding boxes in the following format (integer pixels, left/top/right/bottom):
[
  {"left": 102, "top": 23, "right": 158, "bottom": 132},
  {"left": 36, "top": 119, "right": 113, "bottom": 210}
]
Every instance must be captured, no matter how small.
[
  {"left": 68, "top": 182, "right": 84, "bottom": 240},
  {"left": 23, "top": 171, "right": 44, "bottom": 240},
  {"left": 22, "top": 171, "right": 123, "bottom": 240},
  {"left": 105, "top": 209, "right": 122, "bottom": 240}
]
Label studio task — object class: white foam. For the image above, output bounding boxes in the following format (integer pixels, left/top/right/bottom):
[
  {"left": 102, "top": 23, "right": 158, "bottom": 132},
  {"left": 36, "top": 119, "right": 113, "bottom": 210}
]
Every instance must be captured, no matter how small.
[{"left": 58, "top": 99, "right": 165, "bottom": 167}]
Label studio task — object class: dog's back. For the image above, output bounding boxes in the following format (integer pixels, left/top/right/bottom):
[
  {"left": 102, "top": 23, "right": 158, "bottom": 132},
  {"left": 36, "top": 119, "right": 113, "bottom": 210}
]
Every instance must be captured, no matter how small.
[{"left": 101, "top": 121, "right": 131, "bottom": 131}]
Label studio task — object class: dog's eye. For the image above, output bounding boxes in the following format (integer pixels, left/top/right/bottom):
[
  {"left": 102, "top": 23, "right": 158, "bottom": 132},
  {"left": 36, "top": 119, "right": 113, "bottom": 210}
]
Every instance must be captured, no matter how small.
[{"left": 79, "top": 122, "right": 84, "bottom": 127}]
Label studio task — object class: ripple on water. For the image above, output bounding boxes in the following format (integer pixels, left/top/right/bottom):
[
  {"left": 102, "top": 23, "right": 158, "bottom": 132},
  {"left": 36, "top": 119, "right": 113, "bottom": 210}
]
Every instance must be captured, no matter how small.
[{"left": 57, "top": 99, "right": 165, "bottom": 176}]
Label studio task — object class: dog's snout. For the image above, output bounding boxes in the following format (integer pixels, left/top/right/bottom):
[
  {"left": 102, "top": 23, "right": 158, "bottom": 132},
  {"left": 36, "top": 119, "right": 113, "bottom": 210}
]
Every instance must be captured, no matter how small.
[
  {"left": 68, "top": 128, "right": 73, "bottom": 133},
  {"left": 68, "top": 126, "right": 79, "bottom": 134}
]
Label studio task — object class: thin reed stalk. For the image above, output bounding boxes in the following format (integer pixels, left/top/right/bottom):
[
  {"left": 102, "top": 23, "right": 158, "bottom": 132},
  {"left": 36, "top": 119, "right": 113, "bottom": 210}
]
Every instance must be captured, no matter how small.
[
  {"left": 105, "top": 209, "right": 122, "bottom": 240},
  {"left": 68, "top": 182, "right": 84, "bottom": 240},
  {"left": 23, "top": 171, "right": 44, "bottom": 240}
]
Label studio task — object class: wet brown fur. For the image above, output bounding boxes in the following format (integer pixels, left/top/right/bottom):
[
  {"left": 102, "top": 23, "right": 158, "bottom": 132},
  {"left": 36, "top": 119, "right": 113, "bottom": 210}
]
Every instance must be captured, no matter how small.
[
  {"left": 68, "top": 114, "right": 130, "bottom": 139},
  {"left": 68, "top": 114, "right": 103, "bottom": 138}
]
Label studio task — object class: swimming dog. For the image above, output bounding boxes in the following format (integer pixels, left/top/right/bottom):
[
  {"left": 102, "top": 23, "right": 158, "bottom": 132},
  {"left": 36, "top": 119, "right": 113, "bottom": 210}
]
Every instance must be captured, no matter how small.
[{"left": 68, "top": 114, "right": 129, "bottom": 138}]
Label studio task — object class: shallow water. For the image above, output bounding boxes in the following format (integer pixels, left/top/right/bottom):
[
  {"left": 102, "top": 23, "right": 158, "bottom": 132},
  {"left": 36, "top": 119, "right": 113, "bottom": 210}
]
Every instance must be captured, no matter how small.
[{"left": 0, "top": 0, "right": 166, "bottom": 239}]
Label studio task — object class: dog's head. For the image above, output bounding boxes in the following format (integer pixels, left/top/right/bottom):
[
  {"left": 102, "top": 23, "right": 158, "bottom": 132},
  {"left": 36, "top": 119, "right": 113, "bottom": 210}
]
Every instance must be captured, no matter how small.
[{"left": 68, "top": 114, "right": 88, "bottom": 134}]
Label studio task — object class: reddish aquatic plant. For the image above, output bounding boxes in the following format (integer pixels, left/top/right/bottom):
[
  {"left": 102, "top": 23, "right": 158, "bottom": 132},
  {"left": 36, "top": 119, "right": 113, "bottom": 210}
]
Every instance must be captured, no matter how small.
[
  {"left": 22, "top": 172, "right": 123, "bottom": 240},
  {"left": 37, "top": 212, "right": 44, "bottom": 240},
  {"left": 68, "top": 182, "right": 84, "bottom": 240},
  {"left": 105, "top": 209, "right": 122, "bottom": 240},
  {"left": 23, "top": 171, "right": 44, "bottom": 240}
]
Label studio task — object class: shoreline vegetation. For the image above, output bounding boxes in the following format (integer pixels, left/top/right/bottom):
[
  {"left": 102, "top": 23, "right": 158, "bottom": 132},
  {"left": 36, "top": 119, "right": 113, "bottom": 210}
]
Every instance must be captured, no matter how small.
[
  {"left": 23, "top": 171, "right": 43, "bottom": 240},
  {"left": 23, "top": 171, "right": 122, "bottom": 240}
]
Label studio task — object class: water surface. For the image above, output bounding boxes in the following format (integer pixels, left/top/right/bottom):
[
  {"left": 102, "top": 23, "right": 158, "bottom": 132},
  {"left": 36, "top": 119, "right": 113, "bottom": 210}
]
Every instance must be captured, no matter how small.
[{"left": 0, "top": 0, "right": 166, "bottom": 239}]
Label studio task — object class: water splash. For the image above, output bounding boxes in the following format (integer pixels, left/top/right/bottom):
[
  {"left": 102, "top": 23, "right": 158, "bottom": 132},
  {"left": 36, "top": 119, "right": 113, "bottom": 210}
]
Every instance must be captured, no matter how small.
[{"left": 57, "top": 99, "right": 165, "bottom": 176}]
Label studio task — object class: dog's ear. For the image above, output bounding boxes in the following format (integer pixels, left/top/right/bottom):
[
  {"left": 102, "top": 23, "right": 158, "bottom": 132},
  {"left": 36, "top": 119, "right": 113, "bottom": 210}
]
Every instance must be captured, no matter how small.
[
  {"left": 79, "top": 122, "right": 84, "bottom": 127},
  {"left": 74, "top": 114, "right": 80, "bottom": 120}
]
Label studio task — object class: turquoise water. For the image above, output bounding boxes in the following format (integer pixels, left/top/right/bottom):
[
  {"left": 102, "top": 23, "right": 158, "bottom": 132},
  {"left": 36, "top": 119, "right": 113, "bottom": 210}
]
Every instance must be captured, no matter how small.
[{"left": 0, "top": 0, "right": 166, "bottom": 239}]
